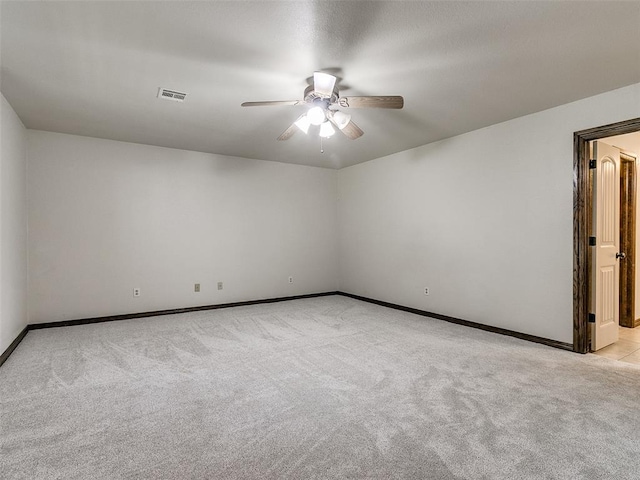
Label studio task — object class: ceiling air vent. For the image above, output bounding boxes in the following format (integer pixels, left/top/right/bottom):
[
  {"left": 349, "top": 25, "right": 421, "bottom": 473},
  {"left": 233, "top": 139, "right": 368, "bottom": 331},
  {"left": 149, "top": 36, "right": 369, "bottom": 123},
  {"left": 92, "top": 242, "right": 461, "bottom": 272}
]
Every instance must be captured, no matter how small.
[{"left": 157, "top": 88, "right": 187, "bottom": 102}]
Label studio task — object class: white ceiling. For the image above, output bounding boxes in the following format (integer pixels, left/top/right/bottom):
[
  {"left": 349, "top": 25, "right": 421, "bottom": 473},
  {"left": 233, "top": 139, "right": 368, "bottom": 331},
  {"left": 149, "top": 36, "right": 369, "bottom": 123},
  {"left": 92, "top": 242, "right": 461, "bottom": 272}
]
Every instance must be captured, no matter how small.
[{"left": 2, "top": 1, "right": 639, "bottom": 169}]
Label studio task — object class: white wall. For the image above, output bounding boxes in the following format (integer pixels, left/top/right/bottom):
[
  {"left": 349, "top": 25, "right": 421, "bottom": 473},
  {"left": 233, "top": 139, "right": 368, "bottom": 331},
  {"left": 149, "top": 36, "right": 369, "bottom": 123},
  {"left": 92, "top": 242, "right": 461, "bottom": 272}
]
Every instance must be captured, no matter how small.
[
  {"left": 0, "top": 93, "right": 28, "bottom": 353},
  {"left": 27, "top": 131, "right": 338, "bottom": 323},
  {"left": 338, "top": 83, "right": 640, "bottom": 344}
]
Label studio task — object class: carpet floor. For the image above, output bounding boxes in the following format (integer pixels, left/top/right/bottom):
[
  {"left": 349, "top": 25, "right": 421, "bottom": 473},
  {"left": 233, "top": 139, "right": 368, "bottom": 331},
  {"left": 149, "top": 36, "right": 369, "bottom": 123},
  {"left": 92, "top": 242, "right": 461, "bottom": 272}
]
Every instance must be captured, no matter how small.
[{"left": 1, "top": 295, "right": 640, "bottom": 479}]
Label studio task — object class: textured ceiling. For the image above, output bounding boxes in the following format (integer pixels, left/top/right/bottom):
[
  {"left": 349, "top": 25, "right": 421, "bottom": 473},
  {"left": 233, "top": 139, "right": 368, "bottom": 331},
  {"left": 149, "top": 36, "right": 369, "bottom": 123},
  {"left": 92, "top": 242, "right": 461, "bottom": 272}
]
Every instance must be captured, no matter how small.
[{"left": 2, "top": 1, "right": 640, "bottom": 169}]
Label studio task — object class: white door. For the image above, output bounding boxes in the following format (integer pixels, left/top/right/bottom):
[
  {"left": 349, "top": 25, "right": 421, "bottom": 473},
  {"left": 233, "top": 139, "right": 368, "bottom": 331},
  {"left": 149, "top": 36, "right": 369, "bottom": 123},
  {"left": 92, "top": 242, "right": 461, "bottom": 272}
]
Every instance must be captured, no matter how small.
[{"left": 591, "top": 140, "right": 621, "bottom": 351}]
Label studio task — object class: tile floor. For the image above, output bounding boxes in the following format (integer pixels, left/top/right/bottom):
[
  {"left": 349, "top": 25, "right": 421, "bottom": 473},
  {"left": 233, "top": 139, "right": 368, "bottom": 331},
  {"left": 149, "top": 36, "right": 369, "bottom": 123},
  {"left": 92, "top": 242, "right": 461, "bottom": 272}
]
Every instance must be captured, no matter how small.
[{"left": 592, "top": 325, "right": 640, "bottom": 364}]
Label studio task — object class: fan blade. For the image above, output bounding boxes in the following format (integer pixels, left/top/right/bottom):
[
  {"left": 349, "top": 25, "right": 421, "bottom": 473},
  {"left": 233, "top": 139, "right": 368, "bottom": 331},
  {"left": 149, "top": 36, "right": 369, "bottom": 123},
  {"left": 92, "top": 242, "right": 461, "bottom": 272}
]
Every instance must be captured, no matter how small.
[
  {"left": 339, "top": 120, "right": 364, "bottom": 140},
  {"left": 277, "top": 123, "right": 298, "bottom": 141},
  {"left": 335, "top": 96, "right": 404, "bottom": 109},
  {"left": 313, "top": 72, "right": 337, "bottom": 97},
  {"left": 241, "top": 100, "right": 305, "bottom": 107}
]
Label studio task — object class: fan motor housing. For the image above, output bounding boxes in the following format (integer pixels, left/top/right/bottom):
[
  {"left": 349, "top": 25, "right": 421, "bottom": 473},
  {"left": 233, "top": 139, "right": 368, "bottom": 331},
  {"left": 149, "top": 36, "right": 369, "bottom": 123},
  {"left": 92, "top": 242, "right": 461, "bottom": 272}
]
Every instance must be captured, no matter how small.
[{"left": 304, "top": 85, "right": 339, "bottom": 106}]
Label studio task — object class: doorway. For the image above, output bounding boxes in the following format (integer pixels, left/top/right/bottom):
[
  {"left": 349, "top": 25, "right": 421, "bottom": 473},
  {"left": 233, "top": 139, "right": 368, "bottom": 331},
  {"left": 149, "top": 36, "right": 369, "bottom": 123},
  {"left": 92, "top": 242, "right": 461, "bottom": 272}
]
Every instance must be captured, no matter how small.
[
  {"left": 573, "top": 118, "right": 640, "bottom": 354},
  {"left": 618, "top": 150, "right": 637, "bottom": 328}
]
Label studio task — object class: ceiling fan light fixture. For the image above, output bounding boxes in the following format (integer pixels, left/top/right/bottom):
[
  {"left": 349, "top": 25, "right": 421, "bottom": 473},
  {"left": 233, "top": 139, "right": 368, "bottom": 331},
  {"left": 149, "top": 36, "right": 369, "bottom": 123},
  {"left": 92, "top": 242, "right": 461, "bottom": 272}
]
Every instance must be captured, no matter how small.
[
  {"left": 294, "top": 114, "right": 311, "bottom": 134},
  {"left": 319, "top": 121, "right": 335, "bottom": 138},
  {"left": 307, "top": 106, "right": 326, "bottom": 126},
  {"left": 331, "top": 111, "right": 351, "bottom": 130},
  {"left": 242, "top": 71, "right": 404, "bottom": 142}
]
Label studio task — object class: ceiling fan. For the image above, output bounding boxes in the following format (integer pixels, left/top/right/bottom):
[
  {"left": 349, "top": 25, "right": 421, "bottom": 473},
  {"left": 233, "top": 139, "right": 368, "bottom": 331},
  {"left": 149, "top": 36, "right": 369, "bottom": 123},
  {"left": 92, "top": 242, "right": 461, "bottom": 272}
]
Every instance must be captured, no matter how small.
[{"left": 241, "top": 72, "right": 404, "bottom": 141}]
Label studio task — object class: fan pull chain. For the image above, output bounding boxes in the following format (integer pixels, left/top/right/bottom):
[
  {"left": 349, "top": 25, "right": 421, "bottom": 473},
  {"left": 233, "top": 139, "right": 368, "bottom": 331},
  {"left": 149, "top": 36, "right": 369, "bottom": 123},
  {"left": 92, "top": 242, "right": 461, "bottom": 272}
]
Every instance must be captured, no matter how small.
[{"left": 320, "top": 136, "right": 324, "bottom": 154}]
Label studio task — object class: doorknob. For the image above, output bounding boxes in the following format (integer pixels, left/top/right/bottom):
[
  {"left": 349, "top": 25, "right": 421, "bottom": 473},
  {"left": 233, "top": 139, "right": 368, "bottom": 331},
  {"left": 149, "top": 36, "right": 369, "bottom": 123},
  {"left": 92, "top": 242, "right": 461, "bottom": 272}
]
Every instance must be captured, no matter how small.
[{"left": 616, "top": 252, "right": 626, "bottom": 260}]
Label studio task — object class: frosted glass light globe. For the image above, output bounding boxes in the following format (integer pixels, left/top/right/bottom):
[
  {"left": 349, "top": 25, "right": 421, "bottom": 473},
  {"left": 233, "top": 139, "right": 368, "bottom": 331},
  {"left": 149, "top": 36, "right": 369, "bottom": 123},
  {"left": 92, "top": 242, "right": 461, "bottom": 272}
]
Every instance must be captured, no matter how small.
[
  {"left": 294, "top": 114, "right": 310, "bottom": 134},
  {"left": 319, "top": 121, "right": 335, "bottom": 138},
  {"left": 307, "top": 106, "right": 326, "bottom": 126},
  {"left": 331, "top": 111, "right": 351, "bottom": 130}
]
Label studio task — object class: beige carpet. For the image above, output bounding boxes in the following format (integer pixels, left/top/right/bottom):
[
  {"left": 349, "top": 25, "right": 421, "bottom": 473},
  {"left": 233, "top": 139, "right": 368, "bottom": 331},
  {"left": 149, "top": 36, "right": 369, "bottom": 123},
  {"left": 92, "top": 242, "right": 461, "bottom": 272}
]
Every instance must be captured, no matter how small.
[{"left": 2, "top": 296, "right": 640, "bottom": 479}]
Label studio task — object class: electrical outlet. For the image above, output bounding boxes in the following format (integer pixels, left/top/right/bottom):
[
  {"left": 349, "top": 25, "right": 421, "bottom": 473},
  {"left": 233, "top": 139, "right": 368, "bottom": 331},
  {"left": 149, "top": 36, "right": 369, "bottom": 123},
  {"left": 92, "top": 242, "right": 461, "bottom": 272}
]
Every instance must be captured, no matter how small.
[
  {"left": 194, "top": 283, "right": 200, "bottom": 292},
  {"left": 133, "top": 288, "right": 141, "bottom": 297},
  {"left": 288, "top": 276, "right": 293, "bottom": 284},
  {"left": 424, "top": 287, "right": 429, "bottom": 296},
  {"left": 217, "top": 281, "right": 223, "bottom": 290}
]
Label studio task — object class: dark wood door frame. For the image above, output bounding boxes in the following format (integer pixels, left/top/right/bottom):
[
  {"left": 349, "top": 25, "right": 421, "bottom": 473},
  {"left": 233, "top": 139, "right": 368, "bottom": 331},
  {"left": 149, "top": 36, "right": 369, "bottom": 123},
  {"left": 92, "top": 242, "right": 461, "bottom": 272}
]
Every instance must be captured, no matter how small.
[
  {"left": 574, "top": 117, "right": 640, "bottom": 353},
  {"left": 619, "top": 152, "right": 637, "bottom": 328}
]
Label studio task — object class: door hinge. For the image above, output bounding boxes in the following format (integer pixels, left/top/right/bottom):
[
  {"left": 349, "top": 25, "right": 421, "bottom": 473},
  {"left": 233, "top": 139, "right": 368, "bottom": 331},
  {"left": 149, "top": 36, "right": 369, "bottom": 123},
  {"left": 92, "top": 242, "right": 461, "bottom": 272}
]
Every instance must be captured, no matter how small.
[
  {"left": 589, "top": 159, "right": 597, "bottom": 169},
  {"left": 588, "top": 313, "right": 596, "bottom": 323},
  {"left": 589, "top": 236, "right": 596, "bottom": 246}
]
